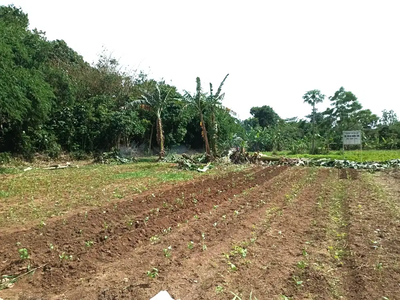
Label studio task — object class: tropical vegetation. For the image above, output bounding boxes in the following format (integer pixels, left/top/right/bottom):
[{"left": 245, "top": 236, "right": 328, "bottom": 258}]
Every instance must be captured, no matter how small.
[{"left": 1, "top": 5, "right": 399, "bottom": 162}]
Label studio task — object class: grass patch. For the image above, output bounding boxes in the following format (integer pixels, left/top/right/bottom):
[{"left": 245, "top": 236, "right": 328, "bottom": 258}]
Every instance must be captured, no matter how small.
[
  {"left": 113, "top": 169, "right": 154, "bottom": 179},
  {"left": 0, "top": 167, "right": 21, "bottom": 174},
  {"left": 0, "top": 162, "right": 198, "bottom": 229},
  {"left": 113, "top": 164, "right": 194, "bottom": 181},
  {"left": 157, "top": 172, "right": 193, "bottom": 181},
  {"left": 0, "top": 190, "right": 10, "bottom": 198}
]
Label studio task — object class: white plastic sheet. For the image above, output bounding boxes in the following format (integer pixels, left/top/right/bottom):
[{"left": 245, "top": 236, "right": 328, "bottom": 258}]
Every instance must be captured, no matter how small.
[{"left": 150, "top": 290, "right": 174, "bottom": 300}]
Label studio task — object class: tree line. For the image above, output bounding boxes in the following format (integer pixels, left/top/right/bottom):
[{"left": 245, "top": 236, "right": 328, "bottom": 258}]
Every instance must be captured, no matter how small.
[
  {"left": 1, "top": 5, "right": 399, "bottom": 161},
  {"left": 243, "top": 89, "right": 399, "bottom": 154}
]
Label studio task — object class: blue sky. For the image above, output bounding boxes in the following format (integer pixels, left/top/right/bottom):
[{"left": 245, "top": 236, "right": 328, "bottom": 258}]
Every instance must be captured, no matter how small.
[{"left": 3, "top": 0, "right": 400, "bottom": 120}]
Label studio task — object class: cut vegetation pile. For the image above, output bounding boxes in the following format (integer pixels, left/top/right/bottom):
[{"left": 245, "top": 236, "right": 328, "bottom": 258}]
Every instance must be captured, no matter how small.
[
  {"left": 164, "top": 150, "right": 400, "bottom": 172},
  {"left": 278, "top": 157, "right": 400, "bottom": 170}
]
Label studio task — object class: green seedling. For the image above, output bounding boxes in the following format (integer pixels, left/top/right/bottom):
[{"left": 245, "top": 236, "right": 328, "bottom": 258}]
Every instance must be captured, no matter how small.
[
  {"left": 18, "top": 248, "right": 29, "bottom": 260},
  {"left": 59, "top": 252, "right": 73, "bottom": 260},
  {"left": 163, "top": 246, "right": 172, "bottom": 258},
  {"left": 150, "top": 208, "right": 160, "bottom": 214},
  {"left": 150, "top": 235, "right": 160, "bottom": 244},
  {"left": 216, "top": 285, "right": 224, "bottom": 293},
  {"left": 376, "top": 262, "right": 383, "bottom": 270},
  {"left": 162, "top": 227, "right": 172, "bottom": 234},
  {"left": 293, "top": 276, "right": 303, "bottom": 286},
  {"left": 187, "top": 241, "right": 194, "bottom": 250},
  {"left": 297, "top": 260, "right": 307, "bottom": 269},
  {"left": 202, "top": 244, "right": 208, "bottom": 251},
  {"left": 85, "top": 240, "right": 94, "bottom": 247},
  {"left": 231, "top": 245, "right": 247, "bottom": 258},
  {"left": 228, "top": 261, "right": 238, "bottom": 271},
  {"left": 146, "top": 267, "right": 159, "bottom": 278}
]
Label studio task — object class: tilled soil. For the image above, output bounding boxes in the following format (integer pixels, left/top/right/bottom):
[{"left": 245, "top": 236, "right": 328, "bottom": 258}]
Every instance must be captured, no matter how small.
[{"left": 1, "top": 166, "right": 400, "bottom": 300}]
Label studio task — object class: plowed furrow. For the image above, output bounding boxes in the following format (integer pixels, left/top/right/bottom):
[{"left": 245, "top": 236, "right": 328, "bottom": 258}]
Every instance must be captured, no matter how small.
[{"left": 0, "top": 166, "right": 287, "bottom": 299}]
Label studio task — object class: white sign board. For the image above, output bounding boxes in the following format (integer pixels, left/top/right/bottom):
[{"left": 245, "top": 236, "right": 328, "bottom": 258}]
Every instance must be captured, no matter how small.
[{"left": 343, "top": 131, "right": 361, "bottom": 145}]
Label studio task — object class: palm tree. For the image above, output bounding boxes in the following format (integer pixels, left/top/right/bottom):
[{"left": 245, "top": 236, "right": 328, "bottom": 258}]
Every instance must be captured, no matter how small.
[
  {"left": 182, "top": 77, "right": 212, "bottom": 159},
  {"left": 131, "top": 82, "right": 173, "bottom": 160},
  {"left": 303, "top": 89, "right": 325, "bottom": 154}
]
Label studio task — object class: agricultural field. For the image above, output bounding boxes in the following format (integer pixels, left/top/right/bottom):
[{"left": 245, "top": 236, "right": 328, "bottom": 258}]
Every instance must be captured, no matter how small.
[{"left": 1, "top": 163, "right": 400, "bottom": 300}]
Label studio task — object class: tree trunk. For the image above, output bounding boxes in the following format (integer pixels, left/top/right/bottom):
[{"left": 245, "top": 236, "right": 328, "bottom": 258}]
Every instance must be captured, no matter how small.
[
  {"left": 156, "top": 115, "right": 165, "bottom": 160},
  {"left": 210, "top": 112, "right": 218, "bottom": 156},
  {"left": 148, "top": 124, "right": 154, "bottom": 154},
  {"left": 311, "top": 104, "right": 316, "bottom": 154},
  {"left": 200, "top": 113, "right": 212, "bottom": 159}
]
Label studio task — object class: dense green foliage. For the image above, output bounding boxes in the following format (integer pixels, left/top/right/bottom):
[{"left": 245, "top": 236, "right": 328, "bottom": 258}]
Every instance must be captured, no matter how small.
[
  {"left": 0, "top": 5, "right": 242, "bottom": 159},
  {"left": 0, "top": 5, "right": 399, "bottom": 160}
]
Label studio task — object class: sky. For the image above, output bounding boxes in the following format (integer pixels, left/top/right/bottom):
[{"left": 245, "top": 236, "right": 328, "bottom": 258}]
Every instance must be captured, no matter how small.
[{"left": 3, "top": 0, "right": 400, "bottom": 120}]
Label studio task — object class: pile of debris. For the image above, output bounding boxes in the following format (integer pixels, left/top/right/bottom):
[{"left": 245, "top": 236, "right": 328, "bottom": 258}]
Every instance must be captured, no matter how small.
[
  {"left": 163, "top": 149, "right": 283, "bottom": 171},
  {"left": 165, "top": 149, "right": 400, "bottom": 172},
  {"left": 274, "top": 157, "right": 400, "bottom": 171},
  {"left": 163, "top": 153, "right": 213, "bottom": 172},
  {"left": 94, "top": 150, "right": 137, "bottom": 164}
]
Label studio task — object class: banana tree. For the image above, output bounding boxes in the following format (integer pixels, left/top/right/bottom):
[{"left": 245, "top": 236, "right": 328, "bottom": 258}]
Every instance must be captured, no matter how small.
[
  {"left": 207, "top": 74, "right": 229, "bottom": 156},
  {"left": 131, "top": 82, "right": 173, "bottom": 160},
  {"left": 182, "top": 77, "right": 212, "bottom": 159}
]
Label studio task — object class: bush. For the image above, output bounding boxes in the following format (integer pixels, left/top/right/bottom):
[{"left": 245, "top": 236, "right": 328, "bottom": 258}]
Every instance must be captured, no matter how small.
[{"left": 0, "top": 152, "right": 11, "bottom": 165}]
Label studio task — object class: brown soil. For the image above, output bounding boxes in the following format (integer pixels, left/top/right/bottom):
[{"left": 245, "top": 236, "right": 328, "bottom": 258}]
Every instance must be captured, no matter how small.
[{"left": 1, "top": 166, "right": 400, "bottom": 300}]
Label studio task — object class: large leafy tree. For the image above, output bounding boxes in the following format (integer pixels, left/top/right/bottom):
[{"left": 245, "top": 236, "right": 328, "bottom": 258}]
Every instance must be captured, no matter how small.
[
  {"left": 323, "top": 87, "right": 380, "bottom": 149},
  {"left": 247, "top": 105, "right": 280, "bottom": 128},
  {"left": 303, "top": 89, "right": 325, "bottom": 154},
  {"left": 0, "top": 5, "right": 54, "bottom": 156},
  {"left": 325, "top": 87, "right": 362, "bottom": 129},
  {"left": 376, "top": 110, "right": 400, "bottom": 149},
  {"left": 380, "top": 109, "right": 398, "bottom": 126}
]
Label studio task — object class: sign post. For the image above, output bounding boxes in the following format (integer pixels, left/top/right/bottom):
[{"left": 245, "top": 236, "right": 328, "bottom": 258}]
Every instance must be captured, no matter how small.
[{"left": 342, "top": 130, "right": 362, "bottom": 161}]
